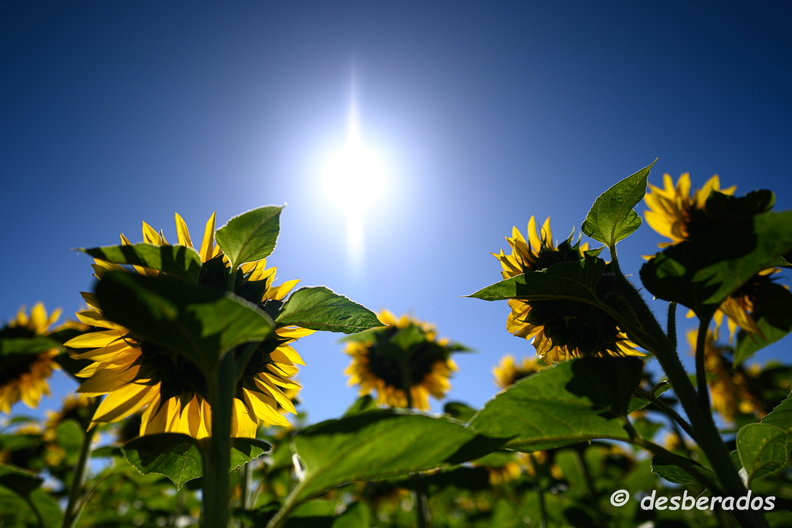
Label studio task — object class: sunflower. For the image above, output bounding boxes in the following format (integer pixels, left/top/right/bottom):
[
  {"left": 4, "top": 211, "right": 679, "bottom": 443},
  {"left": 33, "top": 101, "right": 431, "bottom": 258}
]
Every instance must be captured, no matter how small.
[
  {"left": 344, "top": 309, "right": 460, "bottom": 411},
  {"left": 644, "top": 173, "right": 784, "bottom": 338},
  {"left": 0, "top": 303, "right": 62, "bottom": 414},
  {"left": 492, "top": 354, "right": 543, "bottom": 389},
  {"left": 492, "top": 216, "right": 642, "bottom": 364},
  {"left": 686, "top": 329, "right": 765, "bottom": 423},
  {"left": 65, "top": 213, "right": 312, "bottom": 438}
]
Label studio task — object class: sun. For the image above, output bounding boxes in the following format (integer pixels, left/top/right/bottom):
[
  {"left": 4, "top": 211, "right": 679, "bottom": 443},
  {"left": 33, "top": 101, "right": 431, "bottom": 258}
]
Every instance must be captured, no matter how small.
[
  {"left": 323, "top": 96, "right": 386, "bottom": 266},
  {"left": 323, "top": 142, "right": 385, "bottom": 214}
]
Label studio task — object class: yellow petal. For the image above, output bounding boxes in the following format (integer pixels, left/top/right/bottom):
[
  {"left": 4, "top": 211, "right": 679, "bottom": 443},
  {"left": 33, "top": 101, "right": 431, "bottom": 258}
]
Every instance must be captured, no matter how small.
[
  {"left": 200, "top": 212, "right": 217, "bottom": 262},
  {"left": 65, "top": 329, "right": 127, "bottom": 349},
  {"left": 92, "top": 381, "right": 155, "bottom": 423},
  {"left": 174, "top": 213, "right": 194, "bottom": 248}
]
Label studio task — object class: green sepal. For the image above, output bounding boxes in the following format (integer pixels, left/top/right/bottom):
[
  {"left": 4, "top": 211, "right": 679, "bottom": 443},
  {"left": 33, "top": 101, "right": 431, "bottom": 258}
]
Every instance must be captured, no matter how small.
[
  {"left": 582, "top": 160, "right": 655, "bottom": 246},
  {"left": 640, "top": 211, "right": 792, "bottom": 321},
  {"left": 288, "top": 410, "right": 506, "bottom": 504},
  {"left": 80, "top": 243, "right": 202, "bottom": 283},
  {"left": 215, "top": 206, "right": 283, "bottom": 269},
  {"left": 121, "top": 433, "right": 271, "bottom": 489},
  {"left": 468, "top": 357, "right": 642, "bottom": 452},
  {"left": 94, "top": 270, "right": 274, "bottom": 374},
  {"left": 276, "top": 286, "right": 382, "bottom": 334}
]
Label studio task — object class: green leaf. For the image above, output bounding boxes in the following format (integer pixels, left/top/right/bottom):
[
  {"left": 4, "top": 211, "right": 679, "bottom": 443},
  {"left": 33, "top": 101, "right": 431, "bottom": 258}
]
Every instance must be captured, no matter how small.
[
  {"left": 650, "top": 456, "right": 715, "bottom": 484},
  {"left": 342, "top": 395, "right": 380, "bottom": 417},
  {"left": 468, "top": 257, "right": 606, "bottom": 305},
  {"left": 215, "top": 206, "right": 283, "bottom": 268},
  {"left": 95, "top": 271, "right": 274, "bottom": 373},
  {"left": 734, "top": 282, "right": 792, "bottom": 364},
  {"left": 736, "top": 423, "right": 789, "bottom": 485},
  {"left": 122, "top": 433, "right": 270, "bottom": 488},
  {"left": 627, "top": 384, "right": 672, "bottom": 414},
  {"left": 582, "top": 160, "right": 655, "bottom": 246},
  {"left": 55, "top": 420, "right": 85, "bottom": 466},
  {"left": 289, "top": 410, "right": 505, "bottom": 504},
  {"left": 0, "top": 464, "right": 63, "bottom": 528},
  {"left": 0, "top": 463, "right": 43, "bottom": 497},
  {"left": 735, "top": 318, "right": 792, "bottom": 365},
  {"left": 80, "top": 243, "right": 202, "bottom": 283},
  {"left": 468, "top": 357, "right": 642, "bottom": 452},
  {"left": 276, "top": 286, "right": 382, "bottom": 334},
  {"left": 0, "top": 336, "right": 61, "bottom": 356},
  {"left": 28, "top": 487, "right": 63, "bottom": 528},
  {"left": 444, "top": 401, "right": 478, "bottom": 423},
  {"left": 760, "top": 392, "right": 792, "bottom": 431},
  {"left": 640, "top": 211, "right": 792, "bottom": 320}
]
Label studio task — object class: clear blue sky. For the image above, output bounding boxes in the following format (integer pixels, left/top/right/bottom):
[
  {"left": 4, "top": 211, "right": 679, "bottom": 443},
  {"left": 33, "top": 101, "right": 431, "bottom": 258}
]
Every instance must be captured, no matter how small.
[{"left": 2, "top": 2, "right": 791, "bottom": 424}]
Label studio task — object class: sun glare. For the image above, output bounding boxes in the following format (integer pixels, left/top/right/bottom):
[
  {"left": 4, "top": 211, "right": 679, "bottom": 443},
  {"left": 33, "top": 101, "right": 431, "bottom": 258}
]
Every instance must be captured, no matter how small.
[{"left": 324, "top": 95, "right": 386, "bottom": 268}]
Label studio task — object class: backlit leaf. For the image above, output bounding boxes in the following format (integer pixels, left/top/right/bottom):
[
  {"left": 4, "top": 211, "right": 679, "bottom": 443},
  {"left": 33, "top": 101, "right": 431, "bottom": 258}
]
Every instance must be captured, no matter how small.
[
  {"left": 215, "top": 206, "right": 283, "bottom": 268},
  {"left": 736, "top": 423, "right": 789, "bottom": 485},
  {"left": 95, "top": 271, "right": 274, "bottom": 373},
  {"left": 468, "top": 257, "right": 606, "bottom": 305},
  {"left": 640, "top": 211, "right": 792, "bottom": 320},
  {"left": 469, "top": 357, "right": 642, "bottom": 451},
  {"left": 122, "top": 433, "right": 270, "bottom": 488},
  {"left": 290, "top": 411, "right": 505, "bottom": 504},
  {"left": 582, "top": 161, "right": 655, "bottom": 246},
  {"left": 276, "top": 286, "right": 382, "bottom": 334},
  {"left": 81, "top": 243, "right": 202, "bottom": 283}
]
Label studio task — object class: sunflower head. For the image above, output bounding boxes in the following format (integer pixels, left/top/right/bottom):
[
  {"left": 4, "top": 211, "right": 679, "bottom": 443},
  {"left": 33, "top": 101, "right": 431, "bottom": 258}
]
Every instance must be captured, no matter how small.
[
  {"left": 492, "top": 355, "right": 543, "bottom": 389},
  {"left": 645, "top": 173, "right": 785, "bottom": 339},
  {"left": 644, "top": 173, "right": 737, "bottom": 248},
  {"left": 493, "top": 217, "right": 642, "bottom": 364},
  {"left": 66, "top": 213, "right": 312, "bottom": 439},
  {"left": 343, "top": 309, "right": 463, "bottom": 411},
  {"left": 0, "top": 303, "right": 62, "bottom": 414}
]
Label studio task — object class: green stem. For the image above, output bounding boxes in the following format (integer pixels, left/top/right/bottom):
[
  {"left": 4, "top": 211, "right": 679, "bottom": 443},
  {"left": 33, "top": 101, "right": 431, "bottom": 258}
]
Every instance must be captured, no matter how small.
[
  {"left": 240, "top": 460, "right": 251, "bottom": 511},
  {"left": 22, "top": 494, "right": 46, "bottom": 528},
  {"left": 397, "top": 355, "right": 432, "bottom": 527},
  {"left": 667, "top": 301, "right": 678, "bottom": 353},
  {"left": 533, "top": 459, "right": 548, "bottom": 528},
  {"left": 201, "top": 353, "right": 236, "bottom": 528},
  {"left": 265, "top": 485, "right": 301, "bottom": 528},
  {"left": 609, "top": 252, "right": 766, "bottom": 527},
  {"left": 695, "top": 317, "right": 712, "bottom": 412},
  {"left": 62, "top": 413, "right": 98, "bottom": 528},
  {"left": 227, "top": 265, "right": 239, "bottom": 293},
  {"left": 632, "top": 387, "right": 696, "bottom": 440}
]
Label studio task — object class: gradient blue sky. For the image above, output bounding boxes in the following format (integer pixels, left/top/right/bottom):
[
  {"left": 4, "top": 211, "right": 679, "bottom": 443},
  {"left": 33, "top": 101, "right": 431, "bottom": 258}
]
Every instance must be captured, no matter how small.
[{"left": 2, "top": 2, "right": 791, "bottom": 424}]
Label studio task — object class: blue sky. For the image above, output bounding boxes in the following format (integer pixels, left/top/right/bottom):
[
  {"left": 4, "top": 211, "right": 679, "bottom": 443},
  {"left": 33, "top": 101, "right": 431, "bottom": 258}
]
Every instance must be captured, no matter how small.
[{"left": 2, "top": 2, "right": 792, "bottom": 424}]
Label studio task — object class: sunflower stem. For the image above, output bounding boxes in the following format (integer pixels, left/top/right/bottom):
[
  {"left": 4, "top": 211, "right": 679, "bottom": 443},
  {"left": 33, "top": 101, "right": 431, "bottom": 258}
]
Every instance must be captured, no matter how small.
[
  {"left": 694, "top": 317, "right": 712, "bottom": 412},
  {"left": 201, "top": 353, "right": 236, "bottom": 528},
  {"left": 397, "top": 355, "right": 432, "bottom": 528},
  {"left": 62, "top": 404, "right": 98, "bottom": 528},
  {"left": 610, "top": 252, "right": 767, "bottom": 527},
  {"left": 667, "top": 301, "right": 677, "bottom": 352}
]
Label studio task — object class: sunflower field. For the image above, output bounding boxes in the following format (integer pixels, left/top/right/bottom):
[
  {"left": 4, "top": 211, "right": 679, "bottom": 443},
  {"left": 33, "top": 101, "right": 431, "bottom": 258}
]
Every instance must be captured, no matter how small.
[{"left": 1, "top": 163, "right": 791, "bottom": 528}]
